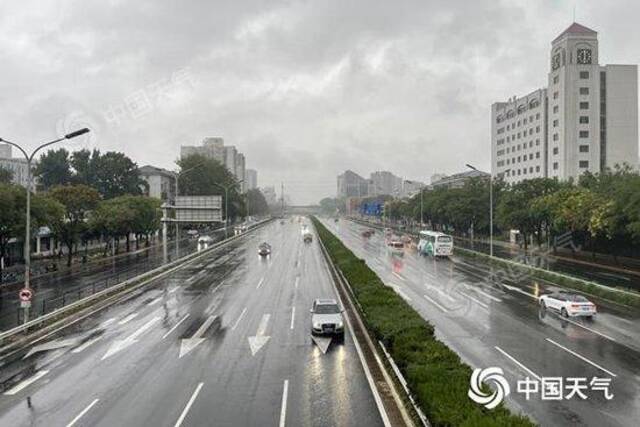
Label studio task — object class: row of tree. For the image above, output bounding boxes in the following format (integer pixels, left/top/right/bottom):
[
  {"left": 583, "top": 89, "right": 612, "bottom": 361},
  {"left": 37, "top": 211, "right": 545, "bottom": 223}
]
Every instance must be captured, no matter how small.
[{"left": 363, "top": 166, "right": 640, "bottom": 256}]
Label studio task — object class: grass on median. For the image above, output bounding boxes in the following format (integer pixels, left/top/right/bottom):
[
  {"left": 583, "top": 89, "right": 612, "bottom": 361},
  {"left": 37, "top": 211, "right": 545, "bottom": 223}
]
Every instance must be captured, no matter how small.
[{"left": 312, "top": 217, "right": 534, "bottom": 427}]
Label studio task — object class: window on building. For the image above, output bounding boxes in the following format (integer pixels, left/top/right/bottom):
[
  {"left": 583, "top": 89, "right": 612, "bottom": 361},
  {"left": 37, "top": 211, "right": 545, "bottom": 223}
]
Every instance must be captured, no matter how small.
[
  {"left": 529, "top": 141, "right": 533, "bottom": 148},
  {"left": 579, "top": 116, "right": 589, "bottom": 124},
  {"left": 507, "top": 136, "right": 510, "bottom": 142},
  {"left": 507, "top": 159, "right": 510, "bottom": 164},
  {"left": 536, "top": 166, "right": 540, "bottom": 172},
  {"left": 523, "top": 168, "right": 527, "bottom": 175},
  {"left": 553, "top": 119, "right": 558, "bottom": 127},
  {"left": 529, "top": 153, "right": 533, "bottom": 160},
  {"left": 518, "top": 169, "right": 521, "bottom": 176},
  {"left": 553, "top": 75, "right": 559, "bottom": 84},
  {"left": 553, "top": 91, "right": 559, "bottom": 99},
  {"left": 579, "top": 130, "right": 589, "bottom": 138},
  {"left": 580, "top": 102, "right": 589, "bottom": 110},
  {"left": 529, "top": 115, "right": 534, "bottom": 122},
  {"left": 553, "top": 147, "right": 559, "bottom": 155},
  {"left": 536, "top": 139, "right": 540, "bottom": 146},
  {"left": 536, "top": 126, "right": 540, "bottom": 133},
  {"left": 579, "top": 145, "right": 589, "bottom": 153},
  {"left": 507, "top": 124, "right": 510, "bottom": 130},
  {"left": 517, "top": 120, "right": 521, "bottom": 127},
  {"left": 579, "top": 160, "right": 589, "bottom": 168},
  {"left": 536, "top": 152, "right": 540, "bottom": 159},
  {"left": 529, "top": 167, "right": 533, "bottom": 173},
  {"left": 553, "top": 133, "right": 558, "bottom": 141},
  {"left": 523, "top": 118, "right": 527, "bottom": 124},
  {"left": 536, "top": 113, "right": 540, "bottom": 119},
  {"left": 517, "top": 156, "right": 521, "bottom": 163},
  {"left": 579, "top": 87, "right": 589, "bottom": 95},
  {"left": 517, "top": 132, "right": 521, "bottom": 139},
  {"left": 553, "top": 162, "right": 558, "bottom": 170},
  {"left": 529, "top": 129, "right": 533, "bottom": 135},
  {"left": 580, "top": 71, "right": 589, "bottom": 79}
]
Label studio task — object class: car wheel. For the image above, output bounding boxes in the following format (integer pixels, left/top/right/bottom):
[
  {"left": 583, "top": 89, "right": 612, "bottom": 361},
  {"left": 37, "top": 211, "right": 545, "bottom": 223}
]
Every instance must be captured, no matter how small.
[{"left": 561, "top": 308, "right": 568, "bottom": 318}]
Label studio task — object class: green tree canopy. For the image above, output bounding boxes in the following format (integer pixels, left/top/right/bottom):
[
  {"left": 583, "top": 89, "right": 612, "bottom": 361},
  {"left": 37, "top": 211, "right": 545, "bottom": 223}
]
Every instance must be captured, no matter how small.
[
  {"left": 71, "top": 149, "right": 144, "bottom": 199},
  {"left": 33, "top": 148, "right": 73, "bottom": 190},
  {"left": 246, "top": 189, "right": 269, "bottom": 216}
]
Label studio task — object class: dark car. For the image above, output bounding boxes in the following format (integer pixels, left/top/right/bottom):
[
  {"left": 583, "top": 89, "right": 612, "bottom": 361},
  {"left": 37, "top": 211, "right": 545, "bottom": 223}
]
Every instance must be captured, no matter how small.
[{"left": 258, "top": 242, "right": 272, "bottom": 256}]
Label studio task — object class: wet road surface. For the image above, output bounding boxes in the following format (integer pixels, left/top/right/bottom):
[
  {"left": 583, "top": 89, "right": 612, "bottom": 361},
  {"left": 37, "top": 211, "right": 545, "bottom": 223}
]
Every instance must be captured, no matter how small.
[
  {"left": 324, "top": 218, "right": 640, "bottom": 427},
  {"left": 0, "top": 220, "right": 383, "bottom": 427}
]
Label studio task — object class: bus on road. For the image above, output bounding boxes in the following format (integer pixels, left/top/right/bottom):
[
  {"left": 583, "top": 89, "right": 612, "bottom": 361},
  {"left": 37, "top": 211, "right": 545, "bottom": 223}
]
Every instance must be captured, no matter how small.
[{"left": 417, "top": 230, "right": 453, "bottom": 257}]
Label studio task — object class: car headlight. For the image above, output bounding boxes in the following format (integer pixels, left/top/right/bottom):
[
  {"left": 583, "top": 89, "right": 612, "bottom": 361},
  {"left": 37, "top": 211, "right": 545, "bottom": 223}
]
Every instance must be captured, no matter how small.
[
  {"left": 336, "top": 321, "right": 344, "bottom": 329},
  {"left": 313, "top": 322, "right": 322, "bottom": 329}
]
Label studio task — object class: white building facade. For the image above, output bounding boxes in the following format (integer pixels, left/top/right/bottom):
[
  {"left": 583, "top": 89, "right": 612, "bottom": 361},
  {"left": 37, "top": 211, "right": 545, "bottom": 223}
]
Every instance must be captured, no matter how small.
[
  {"left": 492, "top": 23, "right": 638, "bottom": 184},
  {"left": 245, "top": 169, "right": 258, "bottom": 190}
]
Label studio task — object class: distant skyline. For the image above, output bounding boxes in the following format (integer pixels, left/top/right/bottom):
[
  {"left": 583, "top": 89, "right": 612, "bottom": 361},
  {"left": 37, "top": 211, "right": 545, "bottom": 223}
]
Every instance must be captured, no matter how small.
[{"left": 1, "top": 1, "right": 639, "bottom": 204}]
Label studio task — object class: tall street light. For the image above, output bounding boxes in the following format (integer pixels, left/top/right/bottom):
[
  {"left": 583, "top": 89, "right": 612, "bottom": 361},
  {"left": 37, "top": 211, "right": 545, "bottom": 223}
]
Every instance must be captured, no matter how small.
[
  {"left": 174, "top": 162, "right": 206, "bottom": 259},
  {"left": 213, "top": 180, "right": 244, "bottom": 239},
  {"left": 0, "top": 128, "right": 90, "bottom": 322}
]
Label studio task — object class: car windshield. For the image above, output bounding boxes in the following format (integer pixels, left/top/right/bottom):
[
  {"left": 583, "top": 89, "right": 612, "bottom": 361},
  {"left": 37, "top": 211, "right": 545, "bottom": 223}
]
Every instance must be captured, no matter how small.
[
  {"left": 315, "top": 304, "right": 340, "bottom": 314},
  {"left": 438, "top": 236, "right": 452, "bottom": 243}
]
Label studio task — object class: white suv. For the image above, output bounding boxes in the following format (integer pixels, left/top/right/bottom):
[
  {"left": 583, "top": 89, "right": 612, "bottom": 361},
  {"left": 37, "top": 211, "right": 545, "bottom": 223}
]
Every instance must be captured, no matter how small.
[{"left": 539, "top": 291, "right": 596, "bottom": 318}]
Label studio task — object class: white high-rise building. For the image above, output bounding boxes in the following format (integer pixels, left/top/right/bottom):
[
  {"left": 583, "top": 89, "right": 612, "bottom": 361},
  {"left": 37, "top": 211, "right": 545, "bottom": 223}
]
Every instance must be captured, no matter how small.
[
  {"left": 245, "top": 169, "right": 258, "bottom": 190},
  {"left": 492, "top": 23, "right": 638, "bottom": 184}
]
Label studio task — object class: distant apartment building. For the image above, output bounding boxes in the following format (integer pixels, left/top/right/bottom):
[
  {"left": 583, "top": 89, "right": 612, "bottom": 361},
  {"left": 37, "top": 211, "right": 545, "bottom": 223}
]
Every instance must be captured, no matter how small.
[
  {"left": 430, "top": 170, "right": 490, "bottom": 190},
  {"left": 245, "top": 169, "right": 258, "bottom": 190},
  {"left": 139, "top": 165, "right": 176, "bottom": 202},
  {"left": 0, "top": 144, "right": 31, "bottom": 188},
  {"left": 369, "top": 171, "right": 403, "bottom": 196},
  {"left": 180, "top": 137, "right": 249, "bottom": 191},
  {"left": 337, "top": 170, "right": 369, "bottom": 198},
  {"left": 492, "top": 22, "right": 638, "bottom": 184}
]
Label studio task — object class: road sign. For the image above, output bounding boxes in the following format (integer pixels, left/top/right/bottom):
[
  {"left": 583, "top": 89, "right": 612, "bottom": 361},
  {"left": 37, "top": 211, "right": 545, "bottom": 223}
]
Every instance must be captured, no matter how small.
[
  {"left": 20, "top": 300, "right": 31, "bottom": 309},
  {"left": 19, "top": 288, "right": 33, "bottom": 302},
  {"left": 173, "top": 195, "right": 223, "bottom": 223}
]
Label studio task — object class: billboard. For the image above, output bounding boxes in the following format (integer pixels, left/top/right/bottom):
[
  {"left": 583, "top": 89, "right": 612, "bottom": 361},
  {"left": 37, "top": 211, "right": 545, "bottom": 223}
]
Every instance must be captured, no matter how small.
[{"left": 174, "top": 195, "right": 223, "bottom": 222}]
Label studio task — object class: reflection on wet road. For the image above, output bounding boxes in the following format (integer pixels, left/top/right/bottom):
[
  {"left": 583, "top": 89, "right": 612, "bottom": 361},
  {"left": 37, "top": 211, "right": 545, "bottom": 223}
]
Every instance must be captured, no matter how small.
[
  {"left": 325, "top": 218, "right": 640, "bottom": 427},
  {"left": 0, "top": 220, "right": 383, "bottom": 427}
]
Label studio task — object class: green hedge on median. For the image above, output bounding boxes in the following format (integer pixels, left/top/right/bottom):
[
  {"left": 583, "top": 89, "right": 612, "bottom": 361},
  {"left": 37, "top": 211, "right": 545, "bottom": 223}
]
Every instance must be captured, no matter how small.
[{"left": 312, "top": 217, "right": 534, "bottom": 427}]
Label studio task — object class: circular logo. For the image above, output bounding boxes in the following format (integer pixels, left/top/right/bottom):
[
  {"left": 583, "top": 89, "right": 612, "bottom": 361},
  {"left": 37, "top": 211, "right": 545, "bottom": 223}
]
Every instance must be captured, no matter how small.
[{"left": 468, "top": 367, "right": 510, "bottom": 409}]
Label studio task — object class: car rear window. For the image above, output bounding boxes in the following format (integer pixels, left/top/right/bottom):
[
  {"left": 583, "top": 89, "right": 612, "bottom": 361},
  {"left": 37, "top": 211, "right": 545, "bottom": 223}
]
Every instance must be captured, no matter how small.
[{"left": 566, "top": 294, "right": 589, "bottom": 302}]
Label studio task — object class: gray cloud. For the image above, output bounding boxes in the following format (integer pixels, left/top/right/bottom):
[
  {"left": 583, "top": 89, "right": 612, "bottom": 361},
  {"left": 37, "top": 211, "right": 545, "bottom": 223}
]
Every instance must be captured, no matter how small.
[{"left": 1, "top": 0, "right": 638, "bottom": 203}]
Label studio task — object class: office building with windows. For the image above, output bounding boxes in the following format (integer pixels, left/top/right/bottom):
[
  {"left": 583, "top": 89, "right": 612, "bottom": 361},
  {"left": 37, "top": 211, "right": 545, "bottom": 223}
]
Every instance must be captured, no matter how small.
[{"left": 492, "top": 23, "right": 638, "bottom": 184}]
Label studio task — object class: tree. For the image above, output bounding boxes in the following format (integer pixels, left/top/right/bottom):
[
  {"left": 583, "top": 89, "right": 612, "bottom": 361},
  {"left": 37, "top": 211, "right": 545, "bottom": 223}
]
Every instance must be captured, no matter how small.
[
  {"left": 246, "top": 189, "right": 269, "bottom": 216},
  {"left": 176, "top": 154, "right": 243, "bottom": 221},
  {"left": 71, "top": 149, "right": 144, "bottom": 199},
  {"left": 48, "top": 185, "right": 100, "bottom": 266},
  {"left": 0, "top": 184, "right": 64, "bottom": 280},
  {"left": 0, "top": 167, "right": 13, "bottom": 184},
  {"left": 33, "top": 148, "right": 73, "bottom": 190}
]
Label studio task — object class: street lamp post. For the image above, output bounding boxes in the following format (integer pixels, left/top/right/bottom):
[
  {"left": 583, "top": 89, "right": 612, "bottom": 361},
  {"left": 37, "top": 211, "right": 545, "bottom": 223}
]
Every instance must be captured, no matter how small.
[
  {"left": 466, "top": 163, "right": 494, "bottom": 257},
  {"left": 213, "top": 180, "right": 244, "bottom": 239},
  {"left": 0, "top": 128, "right": 90, "bottom": 323}
]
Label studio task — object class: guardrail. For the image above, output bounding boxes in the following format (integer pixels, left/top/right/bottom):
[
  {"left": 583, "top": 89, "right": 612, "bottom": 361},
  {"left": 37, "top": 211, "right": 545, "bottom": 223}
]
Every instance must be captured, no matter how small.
[{"left": 0, "top": 218, "right": 272, "bottom": 348}]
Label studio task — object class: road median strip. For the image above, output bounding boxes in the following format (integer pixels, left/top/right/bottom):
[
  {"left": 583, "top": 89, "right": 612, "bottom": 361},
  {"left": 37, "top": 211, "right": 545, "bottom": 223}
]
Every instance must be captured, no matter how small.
[{"left": 313, "top": 217, "right": 534, "bottom": 427}]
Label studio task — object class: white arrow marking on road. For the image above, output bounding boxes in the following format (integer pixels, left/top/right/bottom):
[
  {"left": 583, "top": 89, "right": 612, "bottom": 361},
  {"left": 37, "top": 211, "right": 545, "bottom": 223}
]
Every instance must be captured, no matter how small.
[
  {"left": 256, "top": 277, "right": 265, "bottom": 289},
  {"left": 179, "top": 315, "right": 216, "bottom": 358},
  {"left": 72, "top": 336, "right": 103, "bottom": 354},
  {"left": 23, "top": 338, "right": 78, "bottom": 359},
  {"left": 147, "top": 297, "right": 163, "bottom": 306},
  {"left": 248, "top": 314, "right": 271, "bottom": 356},
  {"left": 4, "top": 370, "right": 49, "bottom": 395},
  {"left": 102, "top": 316, "right": 160, "bottom": 360},
  {"left": 118, "top": 313, "right": 138, "bottom": 325},
  {"left": 502, "top": 283, "right": 537, "bottom": 299},
  {"left": 162, "top": 314, "right": 190, "bottom": 340},
  {"left": 311, "top": 335, "right": 332, "bottom": 354}
]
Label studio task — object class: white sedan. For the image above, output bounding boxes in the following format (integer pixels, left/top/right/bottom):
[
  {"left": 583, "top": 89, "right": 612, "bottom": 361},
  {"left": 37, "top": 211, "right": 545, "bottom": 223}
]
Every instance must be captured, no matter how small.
[{"left": 539, "top": 291, "right": 597, "bottom": 318}]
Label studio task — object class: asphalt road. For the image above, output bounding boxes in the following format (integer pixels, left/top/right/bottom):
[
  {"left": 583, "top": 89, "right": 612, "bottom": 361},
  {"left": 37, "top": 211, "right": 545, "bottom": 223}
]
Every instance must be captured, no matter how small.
[
  {"left": 0, "top": 219, "right": 383, "bottom": 427},
  {"left": 323, "top": 218, "right": 640, "bottom": 427}
]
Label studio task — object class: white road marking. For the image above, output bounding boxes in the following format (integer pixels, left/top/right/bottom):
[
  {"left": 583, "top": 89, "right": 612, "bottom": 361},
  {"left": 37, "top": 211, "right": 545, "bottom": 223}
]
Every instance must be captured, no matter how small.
[
  {"left": 72, "top": 336, "right": 103, "bottom": 354},
  {"left": 457, "top": 290, "right": 489, "bottom": 309},
  {"left": 425, "top": 284, "right": 456, "bottom": 302},
  {"left": 502, "top": 284, "right": 537, "bottom": 300},
  {"left": 162, "top": 314, "right": 190, "bottom": 340},
  {"left": 388, "top": 283, "right": 412, "bottom": 302},
  {"left": 545, "top": 338, "right": 617, "bottom": 377},
  {"left": 279, "top": 380, "right": 289, "bottom": 427},
  {"left": 256, "top": 277, "right": 265, "bottom": 289},
  {"left": 168, "top": 287, "right": 179, "bottom": 294},
  {"left": 392, "top": 271, "right": 405, "bottom": 281},
  {"left": 495, "top": 346, "right": 541, "bottom": 381},
  {"left": 231, "top": 307, "right": 248, "bottom": 331},
  {"left": 294, "top": 276, "right": 299, "bottom": 289},
  {"left": 422, "top": 294, "right": 449, "bottom": 313},
  {"left": 174, "top": 382, "right": 204, "bottom": 427},
  {"left": 248, "top": 314, "right": 271, "bottom": 356},
  {"left": 562, "top": 317, "right": 618, "bottom": 342},
  {"left": 102, "top": 316, "right": 160, "bottom": 360},
  {"left": 147, "top": 297, "right": 163, "bottom": 306},
  {"left": 467, "top": 286, "right": 502, "bottom": 302},
  {"left": 65, "top": 398, "right": 99, "bottom": 427},
  {"left": 4, "top": 370, "right": 49, "bottom": 395},
  {"left": 179, "top": 315, "right": 216, "bottom": 358},
  {"left": 101, "top": 318, "right": 116, "bottom": 327},
  {"left": 118, "top": 313, "right": 138, "bottom": 325},
  {"left": 290, "top": 307, "right": 296, "bottom": 330}
]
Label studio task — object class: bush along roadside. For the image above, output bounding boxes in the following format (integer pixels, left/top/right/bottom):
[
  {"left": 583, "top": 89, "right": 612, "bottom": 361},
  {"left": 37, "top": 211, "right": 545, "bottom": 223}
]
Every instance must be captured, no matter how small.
[
  {"left": 312, "top": 217, "right": 535, "bottom": 427},
  {"left": 454, "top": 247, "right": 640, "bottom": 310}
]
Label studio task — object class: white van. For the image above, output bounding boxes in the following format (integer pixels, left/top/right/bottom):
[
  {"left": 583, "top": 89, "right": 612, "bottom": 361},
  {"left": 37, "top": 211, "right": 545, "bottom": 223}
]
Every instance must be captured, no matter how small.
[{"left": 417, "top": 231, "right": 453, "bottom": 257}]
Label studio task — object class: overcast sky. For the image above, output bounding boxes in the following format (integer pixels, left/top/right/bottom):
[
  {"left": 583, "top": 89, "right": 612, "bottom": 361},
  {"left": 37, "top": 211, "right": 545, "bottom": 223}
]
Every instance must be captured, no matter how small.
[{"left": 1, "top": 0, "right": 639, "bottom": 204}]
